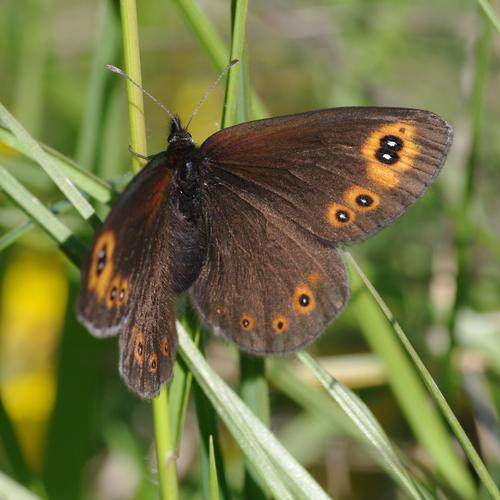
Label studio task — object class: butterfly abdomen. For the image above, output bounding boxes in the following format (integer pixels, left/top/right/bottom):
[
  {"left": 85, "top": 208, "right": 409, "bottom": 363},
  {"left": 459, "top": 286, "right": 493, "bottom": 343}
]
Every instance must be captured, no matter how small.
[{"left": 168, "top": 150, "right": 207, "bottom": 293}]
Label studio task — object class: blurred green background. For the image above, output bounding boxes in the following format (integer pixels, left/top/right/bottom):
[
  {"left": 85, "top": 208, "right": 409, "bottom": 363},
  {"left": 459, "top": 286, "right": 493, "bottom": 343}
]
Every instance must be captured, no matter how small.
[{"left": 0, "top": 0, "right": 499, "bottom": 499}]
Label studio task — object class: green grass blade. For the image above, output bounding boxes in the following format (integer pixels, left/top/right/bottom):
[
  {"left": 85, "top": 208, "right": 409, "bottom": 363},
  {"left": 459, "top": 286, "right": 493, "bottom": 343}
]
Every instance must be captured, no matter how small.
[
  {"left": 221, "top": 0, "right": 248, "bottom": 128},
  {"left": 347, "top": 252, "right": 499, "bottom": 499},
  {"left": 0, "top": 200, "right": 73, "bottom": 252},
  {"left": 0, "top": 395, "right": 31, "bottom": 487},
  {"left": 0, "top": 471, "right": 40, "bottom": 500},
  {"left": 298, "top": 352, "right": 429, "bottom": 500},
  {"left": 172, "top": 0, "right": 267, "bottom": 119},
  {"left": 0, "top": 127, "right": 113, "bottom": 203},
  {"left": 0, "top": 103, "right": 97, "bottom": 225},
  {"left": 347, "top": 254, "right": 477, "bottom": 498},
  {"left": 0, "top": 164, "right": 86, "bottom": 264},
  {"left": 74, "top": 0, "right": 121, "bottom": 170},
  {"left": 208, "top": 436, "right": 220, "bottom": 500},
  {"left": 119, "top": 0, "right": 147, "bottom": 174},
  {"left": 152, "top": 387, "right": 179, "bottom": 500},
  {"left": 476, "top": 0, "right": 500, "bottom": 33},
  {"left": 177, "top": 322, "right": 331, "bottom": 500}
]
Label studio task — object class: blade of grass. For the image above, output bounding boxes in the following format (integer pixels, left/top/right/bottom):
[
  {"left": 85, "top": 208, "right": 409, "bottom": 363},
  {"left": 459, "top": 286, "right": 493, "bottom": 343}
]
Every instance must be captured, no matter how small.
[
  {"left": 298, "top": 352, "right": 430, "bottom": 500},
  {"left": 172, "top": 0, "right": 267, "bottom": 119},
  {"left": 120, "top": 0, "right": 147, "bottom": 174},
  {"left": 0, "top": 471, "right": 40, "bottom": 500},
  {"left": 476, "top": 0, "right": 500, "bottom": 33},
  {"left": 0, "top": 200, "right": 73, "bottom": 251},
  {"left": 12, "top": 0, "right": 49, "bottom": 134},
  {"left": 118, "top": 2, "right": 178, "bottom": 498},
  {"left": 177, "top": 322, "right": 331, "bottom": 500},
  {"left": 74, "top": 0, "right": 121, "bottom": 170},
  {"left": 347, "top": 252, "right": 499, "bottom": 500},
  {"left": 0, "top": 127, "right": 113, "bottom": 203},
  {"left": 208, "top": 436, "right": 220, "bottom": 500},
  {"left": 221, "top": 0, "right": 248, "bottom": 128},
  {"left": 0, "top": 164, "right": 86, "bottom": 265},
  {"left": 153, "top": 386, "right": 178, "bottom": 500},
  {"left": 0, "top": 394, "right": 31, "bottom": 487},
  {"left": 0, "top": 103, "right": 98, "bottom": 226},
  {"left": 346, "top": 253, "right": 477, "bottom": 498}
]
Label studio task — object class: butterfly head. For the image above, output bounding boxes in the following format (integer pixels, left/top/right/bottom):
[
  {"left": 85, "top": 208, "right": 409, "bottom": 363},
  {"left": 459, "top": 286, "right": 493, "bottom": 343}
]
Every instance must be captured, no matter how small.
[{"left": 168, "top": 115, "right": 194, "bottom": 150}]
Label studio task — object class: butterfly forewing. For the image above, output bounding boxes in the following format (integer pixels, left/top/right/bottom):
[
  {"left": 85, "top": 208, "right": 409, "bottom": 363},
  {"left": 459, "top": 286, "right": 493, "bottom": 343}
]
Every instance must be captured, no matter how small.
[
  {"left": 199, "top": 107, "right": 452, "bottom": 243},
  {"left": 77, "top": 152, "right": 178, "bottom": 397}
]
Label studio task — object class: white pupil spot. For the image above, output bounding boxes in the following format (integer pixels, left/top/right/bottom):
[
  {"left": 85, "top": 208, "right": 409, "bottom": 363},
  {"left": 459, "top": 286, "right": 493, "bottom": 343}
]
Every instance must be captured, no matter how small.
[
  {"left": 383, "top": 153, "right": 392, "bottom": 160},
  {"left": 119, "top": 290, "right": 125, "bottom": 301},
  {"left": 387, "top": 140, "right": 397, "bottom": 148}
]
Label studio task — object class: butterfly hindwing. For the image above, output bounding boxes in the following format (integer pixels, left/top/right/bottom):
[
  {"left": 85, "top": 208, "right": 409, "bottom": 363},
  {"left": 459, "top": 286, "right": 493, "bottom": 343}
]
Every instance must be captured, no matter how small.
[
  {"left": 190, "top": 187, "right": 349, "bottom": 354},
  {"left": 199, "top": 107, "right": 452, "bottom": 244}
]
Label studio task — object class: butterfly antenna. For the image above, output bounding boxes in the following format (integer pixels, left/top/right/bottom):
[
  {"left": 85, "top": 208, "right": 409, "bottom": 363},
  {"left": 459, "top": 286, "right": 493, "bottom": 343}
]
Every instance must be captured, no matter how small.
[
  {"left": 185, "top": 59, "right": 239, "bottom": 130},
  {"left": 105, "top": 64, "right": 179, "bottom": 126}
]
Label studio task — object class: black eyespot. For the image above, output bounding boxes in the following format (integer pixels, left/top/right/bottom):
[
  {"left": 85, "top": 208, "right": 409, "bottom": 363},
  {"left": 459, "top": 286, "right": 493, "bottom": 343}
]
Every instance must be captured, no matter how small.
[
  {"left": 299, "top": 294, "right": 310, "bottom": 307},
  {"left": 242, "top": 319, "right": 250, "bottom": 328},
  {"left": 119, "top": 289, "right": 125, "bottom": 301},
  {"left": 137, "top": 342, "right": 143, "bottom": 355},
  {"left": 335, "top": 210, "right": 350, "bottom": 223},
  {"left": 376, "top": 148, "right": 399, "bottom": 165},
  {"left": 380, "top": 135, "right": 403, "bottom": 151},
  {"left": 97, "top": 247, "right": 106, "bottom": 274},
  {"left": 277, "top": 321, "right": 284, "bottom": 330},
  {"left": 151, "top": 359, "right": 157, "bottom": 369},
  {"left": 355, "top": 194, "right": 374, "bottom": 207}
]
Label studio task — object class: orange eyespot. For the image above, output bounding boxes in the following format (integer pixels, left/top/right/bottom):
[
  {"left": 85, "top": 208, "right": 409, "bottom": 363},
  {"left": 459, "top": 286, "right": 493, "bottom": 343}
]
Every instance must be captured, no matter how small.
[
  {"left": 105, "top": 274, "right": 130, "bottom": 309},
  {"left": 361, "top": 123, "right": 420, "bottom": 189},
  {"left": 118, "top": 277, "right": 129, "bottom": 304},
  {"left": 160, "top": 336, "right": 169, "bottom": 357},
  {"left": 293, "top": 283, "right": 316, "bottom": 315},
  {"left": 134, "top": 329, "right": 145, "bottom": 364},
  {"left": 326, "top": 203, "right": 355, "bottom": 228},
  {"left": 343, "top": 185, "right": 380, "bottom": 212},
  {"left": 272, "top": 315, "right": 288, "bottom": 334},
  {"left": 88, "top": 230, "right": 115, "bottom": 300},
  {"left": 239, "top": 313, "right": 255, "bottom": 332},
  {"left": 148, "top": 353, "right": 158, "bottom": 374}
]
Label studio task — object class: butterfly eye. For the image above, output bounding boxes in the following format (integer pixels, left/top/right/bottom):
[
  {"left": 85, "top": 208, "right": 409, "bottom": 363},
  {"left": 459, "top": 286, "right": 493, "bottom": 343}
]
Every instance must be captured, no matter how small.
[
  {"left": 148, "top": 353, "right": 159, "bottom": 374},
  {"left": 380, "top": 135, "right": 403, "bottom": 151},
  {"left": 272, "top": 315, "right": 288, "bottom": 334},
  {"left": 293, "top": 284, "right": 316, "bottom": 315},
  {"left": 375, "top": 148, "right": 399, "bottom": 165},
  {"left": 240, "top": 314, "right": 255, "bottom": 332}
]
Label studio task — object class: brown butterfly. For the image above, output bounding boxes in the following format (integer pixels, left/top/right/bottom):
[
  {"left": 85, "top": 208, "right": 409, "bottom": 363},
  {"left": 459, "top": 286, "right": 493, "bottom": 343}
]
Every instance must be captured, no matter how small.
[{"left": 77, "top": 106, "right": 452, "bottom": 398}]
